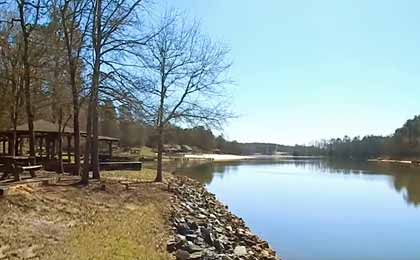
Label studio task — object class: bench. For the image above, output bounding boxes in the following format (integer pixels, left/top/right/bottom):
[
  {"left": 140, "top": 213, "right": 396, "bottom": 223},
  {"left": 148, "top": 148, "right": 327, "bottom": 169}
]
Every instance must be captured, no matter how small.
[
  {"left": 17, "top": 165, "right": 43, "bottom": 177},
  {"left": 0, "top": 156, "right": 42, "bottom": 181}
]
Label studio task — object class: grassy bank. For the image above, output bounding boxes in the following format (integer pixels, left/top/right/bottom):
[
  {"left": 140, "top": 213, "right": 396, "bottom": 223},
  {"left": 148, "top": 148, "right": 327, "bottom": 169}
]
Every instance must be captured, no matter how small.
[
  {"left": 0, "top": 169, "right": 172, "bottom": 260},
  {"left": 47, "top": 203, "right": 170, "bottom": 260}
]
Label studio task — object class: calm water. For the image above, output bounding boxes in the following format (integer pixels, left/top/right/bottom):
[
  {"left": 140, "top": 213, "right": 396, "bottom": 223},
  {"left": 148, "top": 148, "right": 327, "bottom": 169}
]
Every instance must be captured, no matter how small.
[{"left": 176, "top": 159, "right": 420, "bottom": 260}]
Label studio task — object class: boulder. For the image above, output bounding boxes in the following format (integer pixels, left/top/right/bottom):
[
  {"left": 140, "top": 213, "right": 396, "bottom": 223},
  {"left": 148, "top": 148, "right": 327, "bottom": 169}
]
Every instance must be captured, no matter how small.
[
  {"left": 175, "top": 249, "right": 190, "bottom": 260},
  {"left": 189, "top": 251, "right": 203, "bottom": 260},
  {"left": 177, "top": 223, "right": 191, "bottom": 235},
  {"left": 233, "top": 246, "right": 247, "bottom": 256},
  {"left": 200, "top": 227, "right": 214, "bottom": 246}
]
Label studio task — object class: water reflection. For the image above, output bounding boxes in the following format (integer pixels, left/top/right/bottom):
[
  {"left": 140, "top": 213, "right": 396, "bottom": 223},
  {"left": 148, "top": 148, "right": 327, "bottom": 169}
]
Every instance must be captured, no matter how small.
[
  {"left": 177, "top": 159, "right": 420, "bottom": 206},
  {"left": 393, "top": 174, "right": 420, "bottom": 206},
  {"left": 175, "top": 163, "right": 217, "bottom": 184}
]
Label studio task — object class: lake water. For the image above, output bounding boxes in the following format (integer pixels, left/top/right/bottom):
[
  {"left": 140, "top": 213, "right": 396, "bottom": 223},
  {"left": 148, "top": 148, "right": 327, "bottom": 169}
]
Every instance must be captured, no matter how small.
[{"left": 176, "top": 159, "right": 420, "bottom": 260}]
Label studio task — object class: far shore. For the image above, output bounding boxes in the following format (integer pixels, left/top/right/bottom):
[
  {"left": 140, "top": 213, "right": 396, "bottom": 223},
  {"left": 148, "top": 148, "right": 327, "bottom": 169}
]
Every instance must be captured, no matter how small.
[
  {"left": 183, "top": 153, "right": 324, "bottom": 162},
  {"left": 368, "top": 158, "right": 418, "bottom": 165},
  {"left": 182, "top": 154, "right": 420, "bottom": 167},
  {"left": 184, "top": 154, "right": 254, "bottom": 161}
]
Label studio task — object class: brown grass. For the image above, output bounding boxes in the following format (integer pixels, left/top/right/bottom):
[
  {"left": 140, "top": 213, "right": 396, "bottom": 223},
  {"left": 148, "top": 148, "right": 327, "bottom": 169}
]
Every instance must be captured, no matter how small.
[
  {"left": 0, "top": 170, "right": 173, "bottom": 260},
  {"left": 101, "top": 168, "right": 167, "bottom": 182},
  {"left": 47, "top": 203, "right": 171, "bottom": 260}
]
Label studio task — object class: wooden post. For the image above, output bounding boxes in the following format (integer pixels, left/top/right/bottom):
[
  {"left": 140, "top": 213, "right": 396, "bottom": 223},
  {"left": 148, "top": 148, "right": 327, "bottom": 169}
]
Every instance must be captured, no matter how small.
[
  {"left": 39, "top": 137, "right": 43, "bottom": 158},
  {"left": 67, "top": 135, "right": 71, "bottom": 162},
  {"left": 19, "top": 138, "right": 25, "bottom": 156},
  {"left": 15, "top": 137, "right": 19, "bottom": 156},
  {"left": 108, "top": 141, "right": 112, "bottom": 159},
  {"left": 2, "top": 140, "right": 5, "bottom": 154},
  {"left": 8, "top": 135, "right": 12, "bottom": 155},
  {"left": 12, "top": 161, "right": 20, "bottom": 181},
  {"left": 34, "top": 135, "right": 37, "bottom": 157},
  {"left": 19, "top": 138, "right": 23, "bottom": 156},
  {"left": 46, "top": 138, "right": 50, "bottom": 159},
  {"left": 52, "top": 138, "right": 56, "bottom": 159}
]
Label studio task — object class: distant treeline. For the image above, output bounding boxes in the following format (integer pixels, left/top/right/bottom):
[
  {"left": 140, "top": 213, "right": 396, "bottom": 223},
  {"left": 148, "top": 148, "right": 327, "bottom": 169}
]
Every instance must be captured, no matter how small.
[
  {"left": 99, "top": 101, "right": 321, "bottom": 154},
  {"left": 237, "top": 115, "right": 420, "bottom": 159},
  {"left": 101, "top": 100, "right": 420, "bottom": 159},
  {"left": 317, "top": 115, "right": 420, "bottom": 159},
  {"left": 180, "top": 114, "right": 420, "bottom": 159},
  {"left": 99, "top": 101, "right": 220, "bottom": 151}
]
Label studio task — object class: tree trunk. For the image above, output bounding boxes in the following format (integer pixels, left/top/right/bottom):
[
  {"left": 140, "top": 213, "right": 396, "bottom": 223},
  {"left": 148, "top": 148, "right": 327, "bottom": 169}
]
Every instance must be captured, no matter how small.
[
  {"left": 91, "top": 93, "right": 100, "bottom": 179},
  {"left": 90, "top": 0, "right": 102, "bottom": 180},
  {"left": 57, "top": 108, "right": 64, "bottom": 173},
  {"left": 81, "top": 99, "right": 93, "bottom": 185},
  {"left": 70, "top": 65, "right": 81, "bottom": 176},
  {"left": 62, "top": 2, "right": 82, "bottom": 177},
  {"left": 155, "top": 68, "right": 166, "bottom": 182},
  {"left": 155, "top": 125, "right": 164, "bottom": 182},
  {"left": 10, "top": 109, "right": 17, "bottom": 156},
  {"left": 11, "top": 131, "right": 16, "bottom": 156},
  {"left": 10, "top": 82, "right": 22, "bottom": 157},
  {"left": 57, "top": 133, "right": 64, "bottom": 173},
  {"left": 23, "top": 44, "right": 35, "bottom": 160},
  {"left": 15, "top": 137, "right": 19, "bottom": 156},
  {"left": 18, "top": 2, "right": 35, "bottom": 161}
]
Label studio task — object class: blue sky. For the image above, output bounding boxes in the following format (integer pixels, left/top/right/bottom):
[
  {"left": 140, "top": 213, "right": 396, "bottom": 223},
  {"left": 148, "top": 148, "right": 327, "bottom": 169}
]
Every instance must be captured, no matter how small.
[{"left": 161, "top": 0, "right": 420, "bottom": 145}]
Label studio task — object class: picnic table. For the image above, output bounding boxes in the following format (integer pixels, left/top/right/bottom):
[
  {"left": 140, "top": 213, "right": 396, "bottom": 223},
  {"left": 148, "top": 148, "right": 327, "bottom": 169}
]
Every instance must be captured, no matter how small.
[{"left": 0, "top": 156, "right": 42, "bottom": 181}]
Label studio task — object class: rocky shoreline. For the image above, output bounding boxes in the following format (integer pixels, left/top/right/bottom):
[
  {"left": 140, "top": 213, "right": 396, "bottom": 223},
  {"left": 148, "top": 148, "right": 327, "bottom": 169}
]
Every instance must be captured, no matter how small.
[{"left": 167, "top": 176, "right": 280, "bottom": 260}]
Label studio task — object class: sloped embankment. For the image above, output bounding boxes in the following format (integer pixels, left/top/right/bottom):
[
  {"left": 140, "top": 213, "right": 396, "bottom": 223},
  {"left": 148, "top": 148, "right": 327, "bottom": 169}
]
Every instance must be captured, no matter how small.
[
  {"left": 0, "top": 171, "right": 172, "bottom": 260},
  {"left": 168, "top": 176, "right": 280, "bottom": 260}
]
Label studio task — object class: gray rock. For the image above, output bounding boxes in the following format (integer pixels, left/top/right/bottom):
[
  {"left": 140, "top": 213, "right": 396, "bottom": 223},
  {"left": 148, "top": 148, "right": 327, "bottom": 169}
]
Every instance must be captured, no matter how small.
[
  {"left": 234, "top": 246, "right": 247, "bottom": 256},
  {"left": 177, "top": 223, "right": 191, "bottom": 235},
  {"left": 214, "top": 227, "right": 223, "bottom": 233},
  {"left": 167, "top": 239, "right": 177, "bottom": 253},
  {"left": 176, "top": 234, "right": 187, "bottom": 241},
  {"left": 186, "top": 241, "right": 202, "bottom": 253},
  {"left": 200, "top": 227, "right": 214, "bottom": 246},
  {"left": 169, "top": 177, "right": 280, "bottom": 260},
  {"left": 214, "top": 239, "right": 224, "bottom": 252},
  {"left": 187, "top": 221, "right": 199, "bottom": 230},
  {"left": 186, "top": 234, "right": 198, "bottom": 241},
  {"left": 222, "top": 256, "right": 233, "bottom": 260},
  {"left": 189, "top": 251, "right": 203, "bottom": 259},
  {"left": 175, "top": 249, "right": 190, "bottom": 260}
]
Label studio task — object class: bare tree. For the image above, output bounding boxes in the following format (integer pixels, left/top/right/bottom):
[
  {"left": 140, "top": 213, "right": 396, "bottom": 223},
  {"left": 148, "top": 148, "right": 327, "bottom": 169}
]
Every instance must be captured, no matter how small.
[
  {"left": 57, "top": 0, "right": 91, "bottom": 176},
  {"left": 55, "top": 107, "right": 72, "bottom": 173},
  {"left": 81, "top": 0, "right": 147, "bottom": 184},
  {"left": 16, "top": 0, "right": 48, "bottom": 161},
  {"left": 0, "top": 0, "right": 50, "bottom": 161},
  {"left": 139, "top": 12, "right": 233, "bottom": 182},
  {"left": 0, "top": 23, "right": 24, "bottom": 155}
]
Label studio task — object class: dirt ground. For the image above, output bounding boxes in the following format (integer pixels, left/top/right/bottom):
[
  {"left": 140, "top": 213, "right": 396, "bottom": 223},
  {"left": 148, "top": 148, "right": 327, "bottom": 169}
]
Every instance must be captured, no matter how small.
[{"left": 0, "top": 170, "right": 173, "bottom": 260}]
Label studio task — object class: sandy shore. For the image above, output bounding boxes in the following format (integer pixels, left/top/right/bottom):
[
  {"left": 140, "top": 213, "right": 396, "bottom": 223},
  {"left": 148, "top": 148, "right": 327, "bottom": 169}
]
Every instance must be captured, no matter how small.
[
  {"left": 184, "top": 154, "right": 254, "bottom": 161},
  {"left": 368, "top": 159, "right": 413, "bottom": 164},
  {"left": 184, "top": 154, "right": 324, "bottom": 162}
]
